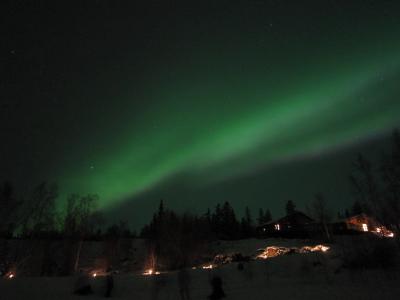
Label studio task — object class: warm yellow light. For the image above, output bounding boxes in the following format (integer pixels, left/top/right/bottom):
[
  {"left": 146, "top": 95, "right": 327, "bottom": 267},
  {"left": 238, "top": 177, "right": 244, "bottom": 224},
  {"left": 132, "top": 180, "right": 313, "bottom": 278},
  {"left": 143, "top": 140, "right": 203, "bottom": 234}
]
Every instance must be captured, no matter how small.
[
  {"left": 362, "top": 223, "right": 368, "bottom": 232},
  {"left": 7, "top": 273, "right": 15, "bottom": 279},
  {"left": 92, "top": 273, "right": 97, "bottom": 278},
  {"left": 202, "top": 264, "right": 213, "bottom": 269},
  {"left": 274, "top": 224, "right": 280, "bottom": 231},
  {"left": 257, "top": 244, "right": 329, "bottom": 260},
  {"left": 143, "top": 268, "right": 160, "bottom": 275},
  {"left": 320, "top": 245, "right": 329, "bottom": 252}
]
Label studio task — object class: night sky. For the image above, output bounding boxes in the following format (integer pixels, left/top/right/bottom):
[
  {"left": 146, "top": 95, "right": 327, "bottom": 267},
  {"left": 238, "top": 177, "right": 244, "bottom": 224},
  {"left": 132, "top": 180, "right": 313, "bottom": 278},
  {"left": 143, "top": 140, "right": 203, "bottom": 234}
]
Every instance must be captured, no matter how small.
[{"left": 2, "top": 1, "right": 400, "bottom": 228}]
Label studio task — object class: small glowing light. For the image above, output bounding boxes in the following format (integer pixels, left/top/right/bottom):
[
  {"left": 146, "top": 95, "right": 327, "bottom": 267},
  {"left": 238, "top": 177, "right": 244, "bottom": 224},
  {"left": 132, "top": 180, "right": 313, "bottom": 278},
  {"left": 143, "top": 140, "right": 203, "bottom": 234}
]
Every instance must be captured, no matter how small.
[
  {"left": 274, "top": 224, "right": 280, "bottom": 231},
  {"left": 143, "top": 268, "right": 160, "bottom": 276},
  {"left": 319, "top": 245, "right": 330, "bottom": 252},
  {"left": 308, "top": 244, "right": 330, "bottom": 252},
  {"left": 92, "top": 273, "right": 97, "bottom": 278},
  {"left": 372, "top": 226, "right": 394, "bottom": 238},
  {"left": 7, "top": 273, "right": 15, "bottom": 279},
  {"left": 362, "top": 223, "right": 368, "bottom": 232},
  {"left": 257, "top": 244, "right": 329, "bottom": 260},
  {"left": 202, "top": 264, "right": 214, "bottom": 269}
]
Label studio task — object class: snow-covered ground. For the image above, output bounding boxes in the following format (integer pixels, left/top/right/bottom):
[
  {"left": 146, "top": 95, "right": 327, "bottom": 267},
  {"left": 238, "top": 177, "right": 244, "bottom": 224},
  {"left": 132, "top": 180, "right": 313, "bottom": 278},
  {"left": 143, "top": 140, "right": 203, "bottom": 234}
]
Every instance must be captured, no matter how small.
[{"left": 2, "top": 238, "right": 400, "bottom": 299}]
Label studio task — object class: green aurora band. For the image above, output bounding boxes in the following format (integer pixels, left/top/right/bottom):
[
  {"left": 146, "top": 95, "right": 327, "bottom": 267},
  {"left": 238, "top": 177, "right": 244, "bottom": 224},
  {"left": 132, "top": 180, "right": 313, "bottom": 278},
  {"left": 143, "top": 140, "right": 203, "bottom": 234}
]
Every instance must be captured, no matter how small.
[
  {"left": 51, "top": 2, "right": 400, "bottom": 210},
  {"left": 59, "top": 62, "right": 400, "bottom": 209}
]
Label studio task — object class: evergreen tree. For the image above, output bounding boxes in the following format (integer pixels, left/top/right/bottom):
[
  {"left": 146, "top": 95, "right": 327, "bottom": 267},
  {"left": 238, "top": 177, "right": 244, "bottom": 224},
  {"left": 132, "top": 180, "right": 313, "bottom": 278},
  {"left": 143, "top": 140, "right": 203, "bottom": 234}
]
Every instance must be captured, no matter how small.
[
  {"left": 245, "top": 207, "right": 252, "bottom": 226},
  {"left": 285, "top": 200, "right": 296, "bottom": 215},
  {"left": 257, "top": 208, "right": 272, "bottom": 225},
  {"left": 240, "top": 207, "right": 254, "bottom": 238},
  {"left": 257, "top": 208, "right": 264, "bottom": 225},
  {"left": 351, "top": 200, "right": 363, "bottom": 216},
  {"left": 264, "top": 209, "right": 272, "bottom": 223},
  {"left": 205, "top": 208, "right": 212, "bottom": 225},
  {"left": 211, "top": 204, "right": 222, "bottom": 235},
  {"left": 158, "top": 199, "right": 165, "bottom": 219},
  {"left": 220, "top": 202, "right": 239, "bottom": 239}
]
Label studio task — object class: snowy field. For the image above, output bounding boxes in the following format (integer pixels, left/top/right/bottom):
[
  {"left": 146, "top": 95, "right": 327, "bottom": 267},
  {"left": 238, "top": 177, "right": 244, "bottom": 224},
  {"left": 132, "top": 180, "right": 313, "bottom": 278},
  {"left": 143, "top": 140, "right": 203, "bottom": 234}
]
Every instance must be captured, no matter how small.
[{"left": 2, "top": 238, "right": 400, "bottom": 299}]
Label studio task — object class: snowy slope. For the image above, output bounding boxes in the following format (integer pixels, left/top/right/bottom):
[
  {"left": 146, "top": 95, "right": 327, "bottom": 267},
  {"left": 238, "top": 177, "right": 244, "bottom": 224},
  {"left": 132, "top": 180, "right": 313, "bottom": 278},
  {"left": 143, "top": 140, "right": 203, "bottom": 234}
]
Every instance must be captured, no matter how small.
[{"left": 1, "top": 238, "right": 400, "bottom": 300}]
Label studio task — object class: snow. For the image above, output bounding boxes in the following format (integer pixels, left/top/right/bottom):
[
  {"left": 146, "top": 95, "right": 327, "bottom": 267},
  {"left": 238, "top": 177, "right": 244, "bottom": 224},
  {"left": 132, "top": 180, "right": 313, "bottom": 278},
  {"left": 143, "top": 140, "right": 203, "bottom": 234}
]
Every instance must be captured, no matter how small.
[{"left": 1, "top": 238, "right": 400, "bottom": 299}]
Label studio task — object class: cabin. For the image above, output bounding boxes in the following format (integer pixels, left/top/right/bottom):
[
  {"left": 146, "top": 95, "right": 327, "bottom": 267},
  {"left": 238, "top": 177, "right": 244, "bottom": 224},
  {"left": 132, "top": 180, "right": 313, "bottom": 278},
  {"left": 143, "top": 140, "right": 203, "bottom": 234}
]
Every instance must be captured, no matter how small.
[
  {"left": 332, "top": 213, "right": 394, "bottom": 237},
  {"left": 257, "top": 211, "right": 317, "bottom": 238}
]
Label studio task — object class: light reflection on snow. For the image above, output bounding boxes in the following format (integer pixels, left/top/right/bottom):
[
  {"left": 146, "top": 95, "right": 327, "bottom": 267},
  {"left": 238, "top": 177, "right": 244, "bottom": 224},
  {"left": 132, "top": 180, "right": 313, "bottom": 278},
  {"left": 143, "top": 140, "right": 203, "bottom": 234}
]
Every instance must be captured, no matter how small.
[
  {"left": 202, "top": 264, "right": 214, "bottom": 269},
  {"left": 256, "top": 244, "right": 330, "bottom": 260}
]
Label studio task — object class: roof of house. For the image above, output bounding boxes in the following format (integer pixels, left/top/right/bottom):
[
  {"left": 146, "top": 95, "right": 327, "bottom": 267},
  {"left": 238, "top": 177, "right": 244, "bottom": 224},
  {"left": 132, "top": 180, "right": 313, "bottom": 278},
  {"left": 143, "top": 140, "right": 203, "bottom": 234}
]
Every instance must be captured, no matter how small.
[
  {"left": 258, "top": 211, "right": 315, "bottom": 228},
  {"left": 335, "top": 213, "right": 377, "bottom": 224}
]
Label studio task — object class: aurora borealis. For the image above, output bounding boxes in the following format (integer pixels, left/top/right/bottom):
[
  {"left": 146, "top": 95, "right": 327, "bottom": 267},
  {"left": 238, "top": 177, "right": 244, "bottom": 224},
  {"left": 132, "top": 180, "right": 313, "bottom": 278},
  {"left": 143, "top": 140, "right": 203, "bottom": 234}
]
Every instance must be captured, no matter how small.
[{"left": 2, "top": 1, "right": 400, "bottom": 227}]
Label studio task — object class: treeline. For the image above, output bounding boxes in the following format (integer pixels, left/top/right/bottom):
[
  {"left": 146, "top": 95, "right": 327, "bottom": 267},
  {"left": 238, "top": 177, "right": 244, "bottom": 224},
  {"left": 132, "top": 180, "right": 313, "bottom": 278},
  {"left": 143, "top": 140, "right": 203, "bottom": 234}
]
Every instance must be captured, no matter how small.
[
  {"left": 0, "top": 184, "right": 138, "bottom": 276},
  {"left": 139, "top": 200, "right": 273, "bottom": 269},
  {"left": 137, "top": 198, "right": 300, "bottom": 269},
  {"left": 140, "top": 200, "right": 272, "bottom": 241},
  {"left": 0, "top": 183, "right": 136, "bottom": 240}
]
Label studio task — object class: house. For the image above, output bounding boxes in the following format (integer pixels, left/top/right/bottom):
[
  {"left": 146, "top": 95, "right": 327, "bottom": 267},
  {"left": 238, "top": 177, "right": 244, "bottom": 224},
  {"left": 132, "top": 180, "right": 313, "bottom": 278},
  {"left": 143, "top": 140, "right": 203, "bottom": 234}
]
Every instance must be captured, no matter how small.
[
  {"left": 332, "top": 213, "right": 394, "bottom": 238},
  {"left": 257, "top": 211, "right": 317, "bottom": 238}
]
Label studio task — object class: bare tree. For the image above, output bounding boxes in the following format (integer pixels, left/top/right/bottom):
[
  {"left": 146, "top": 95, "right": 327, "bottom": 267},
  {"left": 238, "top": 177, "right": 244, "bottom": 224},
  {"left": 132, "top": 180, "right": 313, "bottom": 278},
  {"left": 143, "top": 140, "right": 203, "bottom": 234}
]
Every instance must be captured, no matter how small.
[
  {"left": 350, "top": 154, "right": 382, "bottom": 221},
  {"left": 63, "top": 194, "right": 99, "bottom": 273},
  {"left": 380, "top": 129, "right": 400, "bottom": 233},
  {"left": 311, "top": 193, "right": 331, "bottom": 241},
  {"left": 0, "top": 182, "right": 22, "bottom": 276},
  {"left": 22, "top": 182, "right": 58, "bottom": 236}
]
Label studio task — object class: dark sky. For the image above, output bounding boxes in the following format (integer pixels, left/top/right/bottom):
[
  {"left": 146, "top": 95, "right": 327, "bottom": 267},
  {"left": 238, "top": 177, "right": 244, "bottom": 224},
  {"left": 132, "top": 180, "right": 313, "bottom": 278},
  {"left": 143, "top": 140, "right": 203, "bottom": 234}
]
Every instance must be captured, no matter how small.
[{"left": 1, "top": 1, "right": 400, "bottom": 228}]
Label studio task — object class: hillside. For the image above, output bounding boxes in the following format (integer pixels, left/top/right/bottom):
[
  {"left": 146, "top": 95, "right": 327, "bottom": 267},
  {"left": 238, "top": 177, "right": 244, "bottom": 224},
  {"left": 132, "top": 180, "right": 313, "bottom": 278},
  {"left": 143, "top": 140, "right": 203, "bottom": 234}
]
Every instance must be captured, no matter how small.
[{"left": 1, "top": 237, "right": 399, "bottom": 299}]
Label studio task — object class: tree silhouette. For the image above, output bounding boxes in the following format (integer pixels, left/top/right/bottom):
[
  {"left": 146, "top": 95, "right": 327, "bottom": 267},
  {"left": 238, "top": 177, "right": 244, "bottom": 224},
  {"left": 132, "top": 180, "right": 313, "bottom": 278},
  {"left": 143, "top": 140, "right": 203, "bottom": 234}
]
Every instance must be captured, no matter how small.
[
  {"left": 62, "top": 193, "right": 99, "bottom": 273},
  {"left": 311, "top": 193, "right": 331, "bottom": 240},
  {"left": 240, "top": 207, "right": 254, "bottom": 238},
  {"left": 285, "top": 200, "right": 296, "bottom": 215},
  {"left": 0, "top": 182, "right": 22, "bottom": 237},
  {"left": 351, "top": 200, "right": 363, "bottom": 216},
  {"left": 264, "top": 209, "right": 272, "bottom": 223},
  {"left": 22, "top": 182, "right": 58, "bottom": 236},
  {"left": 380, "top": 129, "right": 400, "bottom": 233},
  {"left": 257, "top": 208, "right": 272, "bottom": 225}
]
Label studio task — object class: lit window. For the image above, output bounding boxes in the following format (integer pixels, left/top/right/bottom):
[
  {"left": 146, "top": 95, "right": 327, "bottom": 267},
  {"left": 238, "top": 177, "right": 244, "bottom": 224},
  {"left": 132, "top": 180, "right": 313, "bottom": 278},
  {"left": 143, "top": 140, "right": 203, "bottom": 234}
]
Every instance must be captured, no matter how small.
[
  {"left": 274, "top": 224, "right": 280, "bottom": 231},
  {"left": 362, "top": 223, "right": 368, "bottom": 232}
]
